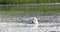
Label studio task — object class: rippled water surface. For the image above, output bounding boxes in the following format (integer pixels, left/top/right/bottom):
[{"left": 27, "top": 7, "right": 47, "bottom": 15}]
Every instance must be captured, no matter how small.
[{"left": 0, "top": 22, "right": 60, "bottom": 32}]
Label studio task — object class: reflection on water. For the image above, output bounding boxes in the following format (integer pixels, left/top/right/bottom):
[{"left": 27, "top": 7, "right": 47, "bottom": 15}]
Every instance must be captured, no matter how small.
[{"left": 0, "top": 22, "right": 60, "bottom": 32}]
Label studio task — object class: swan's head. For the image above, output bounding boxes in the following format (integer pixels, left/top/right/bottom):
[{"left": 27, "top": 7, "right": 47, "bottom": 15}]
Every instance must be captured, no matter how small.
[{"left": 31, "top": 17, "right": 38, "bottom": 24}]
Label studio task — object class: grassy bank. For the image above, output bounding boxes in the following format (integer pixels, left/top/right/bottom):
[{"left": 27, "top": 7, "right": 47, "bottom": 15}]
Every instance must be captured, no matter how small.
[
  {"left": 0, "top": 5, "right": 60, "bottom": 13},
  {"left": 0, "top": 4, "right": 59, "bottom": 17},
  {"left": 0, "top": 0, "right": 60, "bottom": 4}
]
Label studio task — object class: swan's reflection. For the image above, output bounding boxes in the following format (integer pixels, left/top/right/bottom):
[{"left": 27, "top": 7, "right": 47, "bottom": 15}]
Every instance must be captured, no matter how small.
[{"left": 30, "top": 24, "right": 38, "bottom": 32}]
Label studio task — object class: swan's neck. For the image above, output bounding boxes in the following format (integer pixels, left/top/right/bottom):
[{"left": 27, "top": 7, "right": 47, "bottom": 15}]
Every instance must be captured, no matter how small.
[{"left": 32, "top": 19, "right": 38, "bottom": 24}]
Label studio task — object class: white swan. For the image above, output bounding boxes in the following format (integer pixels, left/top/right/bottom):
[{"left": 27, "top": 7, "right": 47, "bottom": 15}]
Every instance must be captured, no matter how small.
[{"left": 27, "top": 17, "right": 38, "bottom": 24}]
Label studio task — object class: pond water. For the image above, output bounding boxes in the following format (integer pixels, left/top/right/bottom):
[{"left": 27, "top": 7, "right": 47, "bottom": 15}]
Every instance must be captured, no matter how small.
[
  {"left": 0, "top": 22, "right": 60, "bottom": 32},
  {"left": 0, "top": 16, "right": 60, "bottom": 32}
]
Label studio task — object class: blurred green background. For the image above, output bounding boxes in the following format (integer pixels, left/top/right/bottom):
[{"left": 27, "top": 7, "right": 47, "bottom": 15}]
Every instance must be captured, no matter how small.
[
  {"left": 0, "top": 5, "right": 60, "bottom": 13},
  {"left": 0, "top": 0, "right": 59, "bottom": 12},
  {"left": 0, "top": 0, "right": 60, "bottom": 17},
  {"left": 0, "top": 0, "right": 60, "bottom": 4}
]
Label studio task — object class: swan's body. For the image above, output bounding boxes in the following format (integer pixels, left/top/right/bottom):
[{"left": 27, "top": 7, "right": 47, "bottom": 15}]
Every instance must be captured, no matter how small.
[{"left": 27, "top": 17, "right": 38, "bottom": 24}]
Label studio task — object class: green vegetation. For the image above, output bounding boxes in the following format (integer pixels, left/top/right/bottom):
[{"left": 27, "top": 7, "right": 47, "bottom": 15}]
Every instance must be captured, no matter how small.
[
  {"left": 0, "top": 5, "right": 60, "bottom": 13},
  {"left": 0, "top": 0, "right": 60, "bottom": 16},
  {"left": 0, "top": 5, "right": 60, "bottom": 17},
  {"left": 0, "top": 0, "right": 60, "bottom": 4}
]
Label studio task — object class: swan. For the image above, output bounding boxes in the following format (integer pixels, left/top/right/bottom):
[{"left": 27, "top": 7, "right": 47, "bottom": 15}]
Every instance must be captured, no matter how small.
[{"left": 27, "top": 17, "right": 38, "bottom": 24}]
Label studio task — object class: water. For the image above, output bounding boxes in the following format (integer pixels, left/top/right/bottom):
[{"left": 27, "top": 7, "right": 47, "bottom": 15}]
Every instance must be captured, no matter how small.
[
  {"left": 0, "top": 22, "right": 60, "bottom": 32},
  {"left": 0, "top": 17, "right": 60, "bottom": 32}
]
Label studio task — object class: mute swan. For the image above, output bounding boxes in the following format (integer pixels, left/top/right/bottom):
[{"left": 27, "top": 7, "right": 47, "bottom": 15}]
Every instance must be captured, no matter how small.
[{"left": 27, "top": 17, "right": 38, "bottom": 24}]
